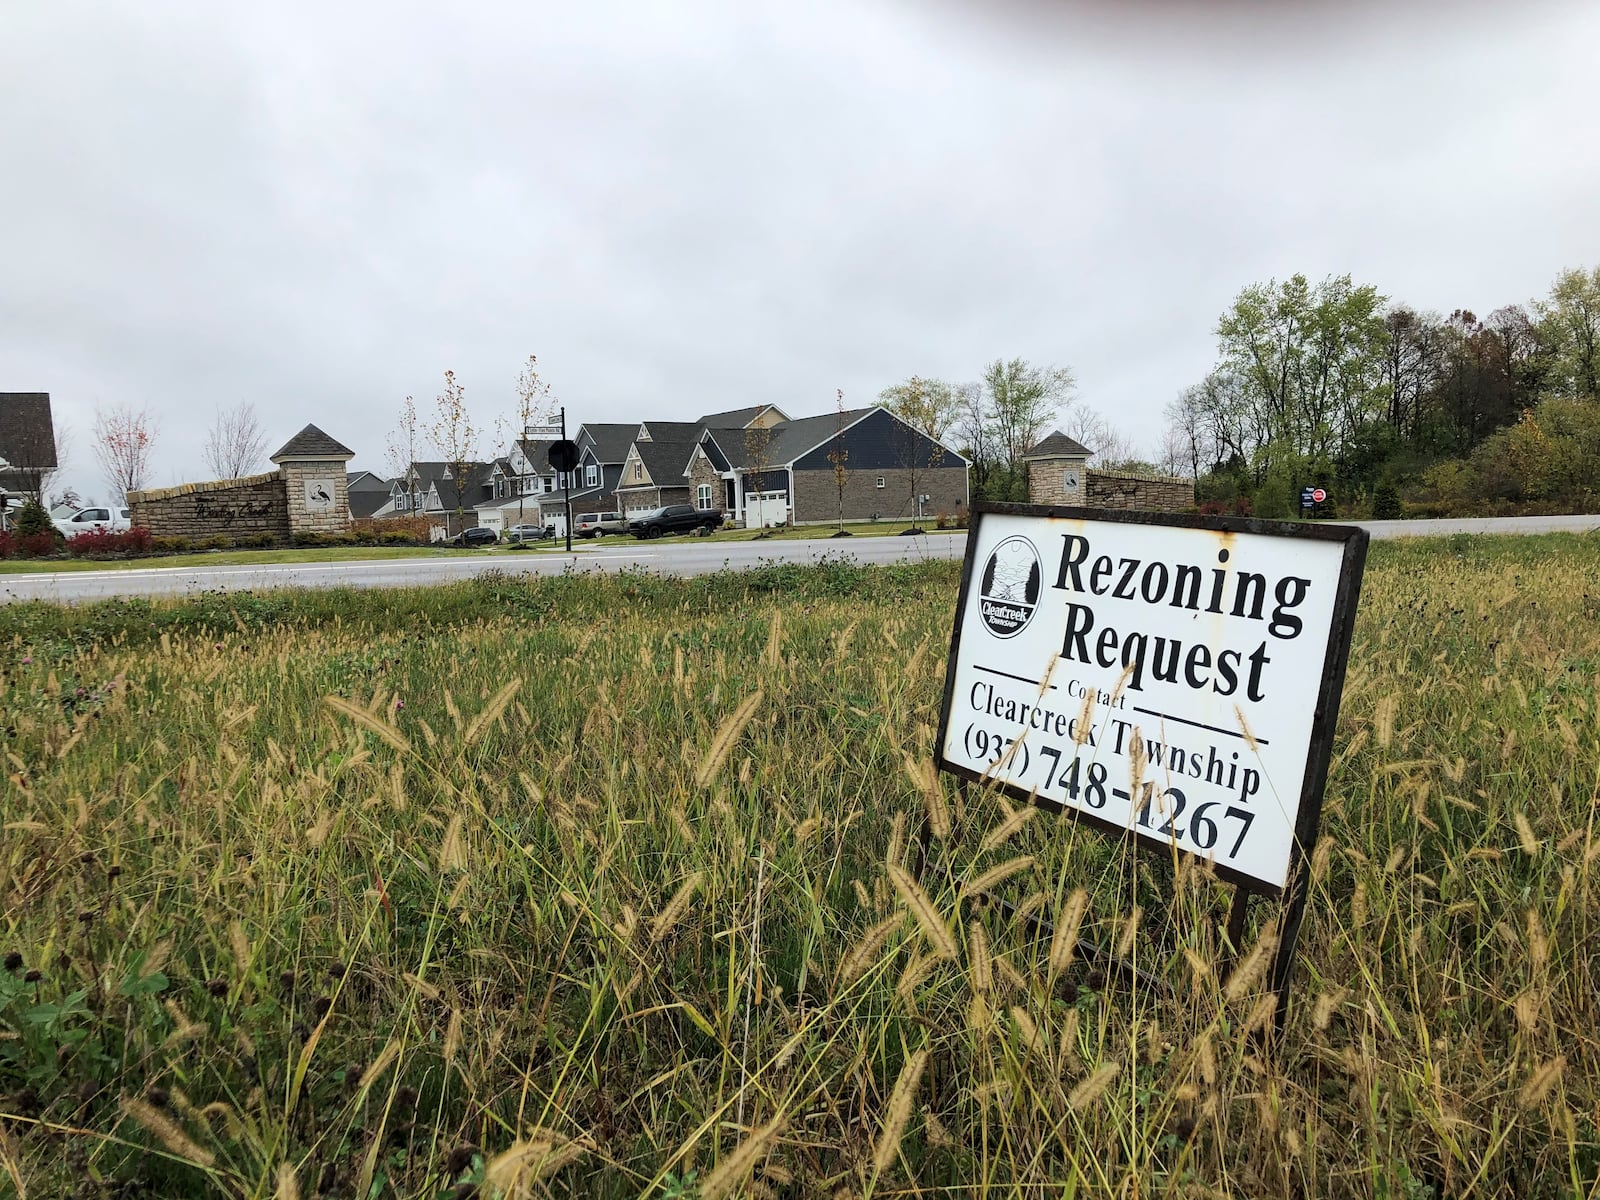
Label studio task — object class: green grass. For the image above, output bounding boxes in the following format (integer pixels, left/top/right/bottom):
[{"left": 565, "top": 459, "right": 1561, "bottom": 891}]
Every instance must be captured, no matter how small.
[{"left": 1, "top": 537, "right": 1596, "bottom": 1197}]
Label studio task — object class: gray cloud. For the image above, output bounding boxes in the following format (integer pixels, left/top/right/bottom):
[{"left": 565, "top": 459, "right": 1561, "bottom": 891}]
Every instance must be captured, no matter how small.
[{"left": 3, "top": 0, "right": 1596, "bottom": 496}]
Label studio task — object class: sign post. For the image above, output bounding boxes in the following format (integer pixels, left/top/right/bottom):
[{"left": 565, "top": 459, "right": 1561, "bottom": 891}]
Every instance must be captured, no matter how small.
[
  {"left": 932, "top": 502, "right": 1366, "bottom": 1024},
  {"left": 546, "top": 409, "right": 578, "bottom": 554}
]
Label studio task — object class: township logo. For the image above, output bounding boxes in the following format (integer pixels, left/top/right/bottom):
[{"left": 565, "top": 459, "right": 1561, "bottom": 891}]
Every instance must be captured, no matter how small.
[{"left": 977, "top": 535, "right": 1041, "bottom": 638}]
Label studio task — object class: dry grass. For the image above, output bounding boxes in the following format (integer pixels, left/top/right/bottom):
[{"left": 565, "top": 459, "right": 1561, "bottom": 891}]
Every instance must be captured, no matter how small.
[{"left": 0, "top": 536, "right": 1597, "bottom": 1198}]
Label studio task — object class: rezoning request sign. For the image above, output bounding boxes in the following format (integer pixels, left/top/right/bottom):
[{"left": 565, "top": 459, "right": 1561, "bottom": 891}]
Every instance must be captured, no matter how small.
[{"left": 937, "top": 504, "right": 1367, "bottom": 894}]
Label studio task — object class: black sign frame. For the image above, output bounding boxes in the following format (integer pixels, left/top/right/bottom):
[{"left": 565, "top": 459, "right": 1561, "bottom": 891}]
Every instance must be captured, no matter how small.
[{"left": 928, "top": 501, "right": 1368, "bottom": 1022}]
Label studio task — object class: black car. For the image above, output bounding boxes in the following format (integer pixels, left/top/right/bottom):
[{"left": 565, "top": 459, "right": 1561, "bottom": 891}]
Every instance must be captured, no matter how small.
[
  {"left": 628, "top": 505, "right": 724, "bottom": 539},
  {"left": 449, "top": 526, "right": 500, "bottom": 547}
]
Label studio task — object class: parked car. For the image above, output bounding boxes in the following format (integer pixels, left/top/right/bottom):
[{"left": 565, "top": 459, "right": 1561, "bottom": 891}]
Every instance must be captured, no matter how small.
[
  {"left": 448, "top": 526, "right": 500, "bottom": 547},
  {"left": 627, "top": 505, "right": 724, "bottom": 539},
  {"left": 505, "top": 523, "right": 553, "bottom": 543},
  {"left": 53, "top": 506, "right": 132, "bottom": 538},
  {"left": 574, "top": 511, "right": 628, "bottom": 538}
]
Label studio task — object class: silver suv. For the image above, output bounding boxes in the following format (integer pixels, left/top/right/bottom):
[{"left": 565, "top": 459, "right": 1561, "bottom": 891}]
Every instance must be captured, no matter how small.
[{"left": 574, "top": 511, "right": 627, "bottom": 538}]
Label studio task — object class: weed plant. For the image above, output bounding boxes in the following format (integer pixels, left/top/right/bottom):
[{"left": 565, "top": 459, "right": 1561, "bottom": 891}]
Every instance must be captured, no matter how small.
[{"left": 0, "top": 538, "right": 1597, "bottom": 1197}]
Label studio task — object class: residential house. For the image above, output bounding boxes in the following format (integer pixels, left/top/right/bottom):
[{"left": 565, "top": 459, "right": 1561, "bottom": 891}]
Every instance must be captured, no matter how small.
[
  {"left": 0, "top": 392, "right": 56, "bottom": 500},
  {"left": 686, "top": 405, "right": 969, "bottom": 527},
  {"left": 383, "top": 460, "right": 493, "bottom": 538},
  {"left": 345, "top": 470, "right": 394, "bottom": 520}
]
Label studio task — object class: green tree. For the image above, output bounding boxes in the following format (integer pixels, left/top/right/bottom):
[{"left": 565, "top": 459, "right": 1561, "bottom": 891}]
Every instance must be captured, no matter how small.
[
  {"left": 981, "top": 359, "right": 1075, "bottom": 501},
  {"left": 1536, "top": 265, "right": 1600, "bottom": 399},
  {"left": 1214, "top": 274, "right": 1388, "bottom": 482}
]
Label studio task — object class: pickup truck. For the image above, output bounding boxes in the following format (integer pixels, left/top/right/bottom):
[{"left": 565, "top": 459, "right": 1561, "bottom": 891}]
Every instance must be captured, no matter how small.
[{"left": 627, "top": 505, "right": 724, "bottom": 539}]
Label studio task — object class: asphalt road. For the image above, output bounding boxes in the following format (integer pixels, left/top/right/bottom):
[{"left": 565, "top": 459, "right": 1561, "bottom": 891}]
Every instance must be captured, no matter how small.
[
  {"left": 3, "top": 514, "right": 1595, "bottom": 604},
  {"left": 0, "top": 533, "right": 968, "bottom": 604}
]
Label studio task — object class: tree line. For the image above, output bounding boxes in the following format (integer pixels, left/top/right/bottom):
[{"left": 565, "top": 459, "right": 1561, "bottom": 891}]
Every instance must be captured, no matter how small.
[{"left": 1166, "top": 264, "right": 1600, "bottom": 517}]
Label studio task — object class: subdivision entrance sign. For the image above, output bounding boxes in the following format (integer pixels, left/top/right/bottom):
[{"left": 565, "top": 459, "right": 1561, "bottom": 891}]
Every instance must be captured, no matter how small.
[{"left": 936, "top": 503, "right": 1367, "bottom": 894}]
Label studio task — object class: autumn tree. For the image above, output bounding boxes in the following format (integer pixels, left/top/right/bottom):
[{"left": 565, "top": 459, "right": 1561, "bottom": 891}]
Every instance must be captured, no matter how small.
[
  {"left": 429, "top": 371, "right": 481, "bottom": 536},
  {"left": 93, "top": 404, "right": 157, "bottom": 503},
  {"left": 203, "top": 401, "right": 269, "bottom": 480}
]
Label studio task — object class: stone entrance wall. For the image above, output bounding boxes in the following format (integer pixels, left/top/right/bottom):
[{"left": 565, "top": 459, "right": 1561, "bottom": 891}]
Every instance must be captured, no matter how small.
[
  {"left": 1084, "top": 469, "right": 1195, "bottom": 513},
  {"left": 129, "top": 472, "right": 293, "bottom": 540},
  {"left": 280, "top": 459, "right": 351, "bottom": 536}
]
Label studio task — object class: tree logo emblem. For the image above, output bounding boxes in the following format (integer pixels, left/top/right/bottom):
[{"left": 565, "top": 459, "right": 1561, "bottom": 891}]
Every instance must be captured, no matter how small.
[{"left": 977, "top": 536, "right": 1042, "bottom": 638}]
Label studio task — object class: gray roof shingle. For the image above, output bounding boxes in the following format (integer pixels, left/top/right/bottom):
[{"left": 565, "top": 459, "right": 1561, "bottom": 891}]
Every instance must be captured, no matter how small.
[
  {"left": 1024, "top": 431, "right": 1092, "bottom": 459},
  {"left": 271, "top": 424, "right": 355, "bottom": 461}
]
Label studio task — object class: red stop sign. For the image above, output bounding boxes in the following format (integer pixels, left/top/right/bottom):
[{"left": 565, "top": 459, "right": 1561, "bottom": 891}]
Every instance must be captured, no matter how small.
[{"left": 1311, "top": 488, "right": 1327, "bottom": 504}]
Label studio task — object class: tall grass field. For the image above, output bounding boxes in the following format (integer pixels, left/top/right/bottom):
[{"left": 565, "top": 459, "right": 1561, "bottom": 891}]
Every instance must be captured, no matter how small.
[{"left": 1, "top": 539, "right": 1597, "bottom": 1198}]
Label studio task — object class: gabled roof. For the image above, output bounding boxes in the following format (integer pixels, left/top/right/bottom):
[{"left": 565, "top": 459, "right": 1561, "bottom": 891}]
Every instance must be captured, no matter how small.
[
  {"left": 0, "top": 393, "right": 56, "bottom": 471},
  {"left": 271, "top": 423, "right": 354, "bottom": 461},
  {"left": 625, "top": 431, "right": 706, "bottom": 486},
  {"left": 1023, "top": 431, "right": 1092, "bottom": 460},
  {"left": 696, "top": 404, "right": 789, "bottom": 429},
  {"left": 347, "top": 470, "right": 391, "bottom": 492},
  {"left": 576, "top": 423, "right": 637, "bottom": 464}
]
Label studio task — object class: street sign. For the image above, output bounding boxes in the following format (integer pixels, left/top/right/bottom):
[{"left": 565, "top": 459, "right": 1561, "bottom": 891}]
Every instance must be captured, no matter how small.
[
  {"left": 1312, "top": 488, "right": 1327, "bottom": 504},
  {"left": 936, "top": 504, "right": 1366, "bottom": 895},
  {"left": 525, "top": 424, "right": 562, "bottom": 439},
  {"left": 547, "top": 440, "right": 578, "bottom": 473}
]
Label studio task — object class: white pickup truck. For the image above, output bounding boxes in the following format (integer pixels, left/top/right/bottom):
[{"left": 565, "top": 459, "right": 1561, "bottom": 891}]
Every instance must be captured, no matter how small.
[{"left": 53, "top": 505, "right": 132, "bottom": 537}]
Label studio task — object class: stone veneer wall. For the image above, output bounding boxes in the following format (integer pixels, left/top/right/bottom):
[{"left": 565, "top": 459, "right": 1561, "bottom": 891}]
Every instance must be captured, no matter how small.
[
  {"left": 280, "top": 459, "right": 352, "bottom": 536},
  {"left": 1084, "top": 469, "right": 1195, "bottom": 513},
  {"left": 1027, "top": 458, "right": 1088, "bottom": 506},
  {"left": 128, "top": 472, "right": 292, "bottom": 540},
  {"left": 687, "top": 453, "right": 723, "bottom": 512},
  {"left": 791, "top": 465, "right": 968, "bottom": 524}
]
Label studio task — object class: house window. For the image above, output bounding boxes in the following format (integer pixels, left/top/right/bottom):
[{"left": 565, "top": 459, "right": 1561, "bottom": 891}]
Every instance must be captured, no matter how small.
[
  {"left": 586, "top": 464, "right": 598, "bottom": 487},
  {"left": 696, "top": 484, "right": 712, "bottom": 510},
  {"left": 633, "top": 462, "right": 642, "bottom": 481},
  {"left": 875, "top": 476, "right": 885, "bottom": 489}
]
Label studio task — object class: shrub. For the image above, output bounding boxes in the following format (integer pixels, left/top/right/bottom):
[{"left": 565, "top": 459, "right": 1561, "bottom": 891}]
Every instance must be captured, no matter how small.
[
  {"left": 233, "top": 533, "right": 278, "bottom": 549},
  {"left": 378, "top": 530, "right": 420, "bottom": 545},
  {"left": 16, "top": 531, "right": 57, "bottom": 558},
  {"left": 0, "top": 531, "right": 13, "bottom": 559},
  {"left": 199, "top": 534, "right": 234, "bottom": 551},
  {"left": 14, "top": 497, "right": 51, "bottom": 536},
  {"left": 64, "top": 528, "right": 153, "bottom": 558},
  {"left": 1372, "top": 482, "right": 1403, "bottom": 520},
  {"left": 151, "top": 536, "right": 194, "bottom": 554}
]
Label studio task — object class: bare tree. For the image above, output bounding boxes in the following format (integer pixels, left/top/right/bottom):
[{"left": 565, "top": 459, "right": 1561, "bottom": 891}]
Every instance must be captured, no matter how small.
[
  {"left": 827, "top": 388, "right": 851, "bottom": 530},
  {"left": 386, "top": 395, "right": 421, "bottom": 510},
  {"left": 93, "top": 404, "right": 157, "bottom": 503},
  {"left": 203, "top": 402, "right": 269, "bottom": 480},
  {"left": 951, "top": 381, "right": 995, "bottom": 500},
  {"left": 743, "top": 422, "right": 776, "bottom": 525},
  {"left": 1061, "top": 406, "right": 1142, "bottom": 471},
  {"left": 504, "top": 354, "right": 558, "bottom": 521},
  {"left": 880, "top": 375, "right": 955, "bottom": 528},
  {"left": 429, "top": 371, "right": 480, "bottom": 536}
]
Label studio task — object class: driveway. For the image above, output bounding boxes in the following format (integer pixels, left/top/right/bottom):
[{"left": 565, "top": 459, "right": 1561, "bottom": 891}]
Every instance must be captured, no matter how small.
[{"left": 3, "top": 515, "right": 1594, "bottom": 604}]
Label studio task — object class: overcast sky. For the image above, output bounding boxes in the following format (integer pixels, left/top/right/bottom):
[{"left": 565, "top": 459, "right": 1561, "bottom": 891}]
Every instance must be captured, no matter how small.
[{"left": 3, "top": 0, "right": 1597, "bottom": 498}]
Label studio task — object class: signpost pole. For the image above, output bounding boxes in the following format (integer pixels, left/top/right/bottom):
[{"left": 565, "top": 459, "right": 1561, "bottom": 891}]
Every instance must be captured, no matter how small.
[{"left": 561, "top": 406, "right": 572, "bottom": 554}]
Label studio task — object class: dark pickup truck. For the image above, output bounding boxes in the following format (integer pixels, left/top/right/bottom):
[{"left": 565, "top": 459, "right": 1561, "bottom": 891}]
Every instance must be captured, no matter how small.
[{"left": 628, "top": 505, "right": 724, "bottom": 539}]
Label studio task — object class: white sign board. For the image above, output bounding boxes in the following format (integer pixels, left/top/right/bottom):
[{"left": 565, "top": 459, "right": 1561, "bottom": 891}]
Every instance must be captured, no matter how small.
[{"left": 937, "top": 507, "right": 1366, "bottom": 893}]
